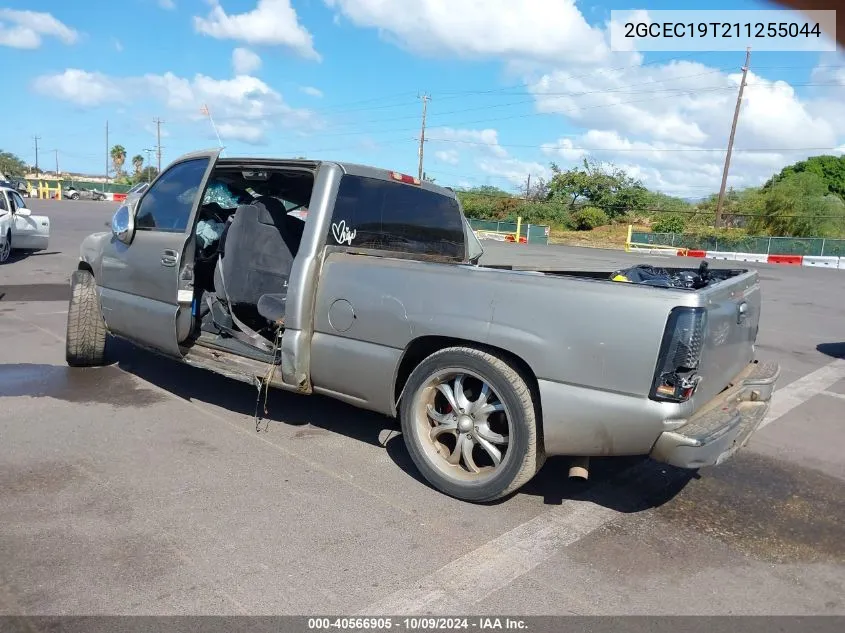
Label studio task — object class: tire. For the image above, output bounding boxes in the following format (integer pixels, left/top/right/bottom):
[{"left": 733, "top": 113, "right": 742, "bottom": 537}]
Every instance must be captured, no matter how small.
[
  {"left": 0, "top": 230, "right": 10, "bottom": 264},
  {"left": 399, "top": 346, "right": 545, "bottom": 503},
  {"left": 65, "top": 270, "right": 107, "bottom": 367}
]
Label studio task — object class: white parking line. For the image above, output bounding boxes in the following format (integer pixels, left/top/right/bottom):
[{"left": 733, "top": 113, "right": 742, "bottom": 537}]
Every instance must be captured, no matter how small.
[
  {"left": 758, "top": 358, "right": 845, "bottom": 430},
  {"left": 821, "top": 390, "right": 845, "bottom": 402}
]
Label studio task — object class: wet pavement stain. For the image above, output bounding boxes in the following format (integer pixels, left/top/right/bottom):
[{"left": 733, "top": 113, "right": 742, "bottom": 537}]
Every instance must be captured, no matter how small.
[
  {"left": 655, "top": 451, "right": 845, "bottom": 564},
  {"left": 0, "top": 363, "right": 166, "bottom": 408},
  {"left": 0, "top": 283, "right": 69, "bottom": 302}
]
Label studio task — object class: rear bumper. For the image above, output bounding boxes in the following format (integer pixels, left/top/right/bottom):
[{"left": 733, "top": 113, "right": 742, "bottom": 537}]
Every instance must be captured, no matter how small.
[{"left": 649, "top": 360, "right": 781, "bottom": 469}]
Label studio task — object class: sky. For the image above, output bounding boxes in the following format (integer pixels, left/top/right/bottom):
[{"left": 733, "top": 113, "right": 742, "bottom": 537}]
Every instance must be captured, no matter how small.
[{"left": 1, "top": 0, "right": 844, "bottom": 199}]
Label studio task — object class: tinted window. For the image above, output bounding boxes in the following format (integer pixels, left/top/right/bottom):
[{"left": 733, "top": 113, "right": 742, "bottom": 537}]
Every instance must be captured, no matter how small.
[
  {"left": 0, "top": 194, "right": 7, "bottom": 212},
  {"left": 135, "top": 158, "right": 209, "bottom": 232},
  {"left": 329, "top": 175, "right": 465, "bottom": 259}
]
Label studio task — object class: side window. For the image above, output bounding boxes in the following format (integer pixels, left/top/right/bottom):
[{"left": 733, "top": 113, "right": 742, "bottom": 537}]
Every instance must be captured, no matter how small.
[
  {"left": 329, "top": 175, "right": 465, "bottom": 259},
  {"left": 0, "top": 194, "right": 7, "bottom": 212},
  {"left": 135, "top": 158, "right": 210, "bottom": 232},
  {"left": 11, "top": 192, "right": 26, "bottom": 211}
]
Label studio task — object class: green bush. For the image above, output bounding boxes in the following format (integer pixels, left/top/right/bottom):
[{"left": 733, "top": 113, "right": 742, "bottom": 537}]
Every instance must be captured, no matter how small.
[
  {"left": 651, "top": 214, "right": 686, "bottom": 234},
  {"left": 572, "top": 207, "right": 609, "bottom": 230}
]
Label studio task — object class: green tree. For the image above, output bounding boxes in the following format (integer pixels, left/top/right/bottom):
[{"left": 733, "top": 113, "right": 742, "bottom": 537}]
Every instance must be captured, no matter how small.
[
  {"left": 547, "top": 158, "right": 648, "bottom": 219},
  {"left": 132, "top": 154, "right": 144, "bottom": 177},
  {"left": 0, "top": 150, "right": 28, "bottom": 177},
  {"left": 110, "top": 145, "right": 126, "bottom": 177},
  {"left": 748, "top": 172, "right": 845, "bottom": 237},
  {"left": 764, "top": 154, "right": 845, "bottom": 199}
]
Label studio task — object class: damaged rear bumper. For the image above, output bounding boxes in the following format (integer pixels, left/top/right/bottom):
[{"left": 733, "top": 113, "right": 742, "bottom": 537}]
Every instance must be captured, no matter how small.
[{"left": 649, "top": 360, "right": 781, "bottom": 469}]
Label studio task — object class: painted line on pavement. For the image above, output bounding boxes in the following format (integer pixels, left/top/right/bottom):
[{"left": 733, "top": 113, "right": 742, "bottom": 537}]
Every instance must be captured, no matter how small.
[
  {"left": 820, "top": 390, "right": 845, "bottom": 402},
  {"left": 758, "top": 358, "right": 845, "bottom": 430},
  {"left": 358, "top": 460, "right": 674, "bottom": 616}
]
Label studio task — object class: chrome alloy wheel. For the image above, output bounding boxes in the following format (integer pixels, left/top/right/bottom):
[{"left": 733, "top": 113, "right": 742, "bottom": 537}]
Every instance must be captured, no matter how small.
[
  {"left": 410, "top": 368, "right": 512, "bottom": 482},
  {"left": 0, "top": 233, "right": 10, "bottom": 263}
]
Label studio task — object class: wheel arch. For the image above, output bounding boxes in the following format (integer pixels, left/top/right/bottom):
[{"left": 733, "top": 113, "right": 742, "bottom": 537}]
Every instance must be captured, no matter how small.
[
  {"left": 392, "top": 335, "right": 544, "bottom": 446},
  {"left": 77, "top": 260, "right": 94, "bottom": 275}
]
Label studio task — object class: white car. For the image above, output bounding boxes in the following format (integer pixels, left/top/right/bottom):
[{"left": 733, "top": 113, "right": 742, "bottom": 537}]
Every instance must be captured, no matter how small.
[{"left": 0, "top": 186, "right": 50, "bottom": 264}]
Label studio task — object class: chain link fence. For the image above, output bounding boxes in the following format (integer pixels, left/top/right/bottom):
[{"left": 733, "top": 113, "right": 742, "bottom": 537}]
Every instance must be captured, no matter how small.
[
  {"left": 631, "top": 231, "right": 845, "bottom": 257},
  {"left": 468, "top": 219, "right": 550, "bottom": 244}
]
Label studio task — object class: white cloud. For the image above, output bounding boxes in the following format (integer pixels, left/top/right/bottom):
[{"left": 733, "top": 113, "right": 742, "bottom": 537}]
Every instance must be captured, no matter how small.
[
  {"left": 31, "top": 68, "right": 322, "bottom": 144},
  {"left": 0, "top": 9, "right": 78, "bottom": 49},
  {"left": 232, "top": 47, "right": 262, "bottom": 74},
  {"left": 113, "top": 38, "right": 123, "bottom": 52},
  {"left": 194, "top": 0, "right": 320, "bottom": 61},
  {"left": 158, "top": 0, "right": 176, "bottom": 9},
  {"left": 435, "top": 149, "right": 459, "bottom": 165},
  {"left": 215, "top": 122, "right": 266, "bottom": 145},
  {"left": 300, "top": 86, "right": 324, "bottom": 98},
  {"left": 427, "top": 126, "right": 548, "bottom": 187},
  {"left": 31, "top": 69, "right": 123, "bottom": 107},
  {"left": 323, "top": 0, "right": 611, "bottom": 65},
  {"left": 428, "top": 127, "right": 509, "bottom": 158}
]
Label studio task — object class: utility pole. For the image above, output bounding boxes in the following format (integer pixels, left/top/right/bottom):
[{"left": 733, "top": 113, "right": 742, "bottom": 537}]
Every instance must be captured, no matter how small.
[
  {"left": 143, "top": 148, "right": 154, "bottom": 181},
  {"left": 524, "top": 174, "right": 532, "bottom": 200},
  {"left": 153, "top": 118, "right": 164, "bottom": 172},
  {"left": 105, "top": 120, "right": 109, "bottom": 184},
  {"left": 715, "top": 46, "right": 751, "bottom": 229},
  {"left": 417, "top": 94, "right": 430, "bottom": 181},
  {"left": 53, "top": 149, "right": 59, "bottom": 176},
  {"left": 33, "top": 135, "right": 41, "bottom": 175}
]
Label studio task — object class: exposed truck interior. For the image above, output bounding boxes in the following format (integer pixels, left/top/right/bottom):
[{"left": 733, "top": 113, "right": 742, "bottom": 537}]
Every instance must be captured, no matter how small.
[{"left": 187, "top": 163, "right": 316, "bottom": 364}]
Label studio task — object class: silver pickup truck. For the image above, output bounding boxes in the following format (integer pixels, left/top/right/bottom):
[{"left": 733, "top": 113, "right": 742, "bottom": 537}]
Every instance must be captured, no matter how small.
[{"left": 66, "top": 149, "right": 780, "bottom": 503}]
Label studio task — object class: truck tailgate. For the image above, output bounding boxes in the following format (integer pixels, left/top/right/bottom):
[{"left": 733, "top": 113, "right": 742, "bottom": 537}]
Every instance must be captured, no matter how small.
[{"left": 691, "top": 270, "right": 761, "bottom": 405}]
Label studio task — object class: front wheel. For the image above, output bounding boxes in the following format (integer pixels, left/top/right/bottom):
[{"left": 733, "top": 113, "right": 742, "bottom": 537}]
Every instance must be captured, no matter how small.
[
  {"left": 65, "top": 270, "right": 107, "bottom": 367},
  {"left": 399, "top": 346, "right": 545, "bottom": 503},
  {"left": 0, "top": 231, "right": 10, "bottom": 263}
]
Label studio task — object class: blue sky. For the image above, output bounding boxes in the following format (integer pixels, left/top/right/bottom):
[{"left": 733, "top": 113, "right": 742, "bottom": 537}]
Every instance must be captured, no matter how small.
[{"left": 1, "top": 0, "right": 842, "bottom": 197}]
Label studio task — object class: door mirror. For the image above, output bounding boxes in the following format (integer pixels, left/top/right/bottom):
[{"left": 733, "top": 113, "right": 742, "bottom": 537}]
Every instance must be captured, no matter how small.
[
  {"left": 111, "top": 203, "right": 135, "bottom": 245},
  {"left": 15, "top": 207, "right": 31, "bottom": 217}
]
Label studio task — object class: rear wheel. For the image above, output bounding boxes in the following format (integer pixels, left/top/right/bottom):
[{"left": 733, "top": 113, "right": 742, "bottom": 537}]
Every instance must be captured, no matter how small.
[
  {"left": 65, "top": 270, "right": 107, "bottom": 367},
  {"left": 0, "top": 231, "right": 10, "bottom": 263},
  {"left": 399, "top": 346, "right": 544, "bottom": 503}
]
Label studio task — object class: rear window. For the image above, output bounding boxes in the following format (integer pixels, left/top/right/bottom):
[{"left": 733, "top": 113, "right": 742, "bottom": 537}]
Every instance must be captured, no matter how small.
[{"left": 329, "top": 175, "right": 465, "bottom": 260}]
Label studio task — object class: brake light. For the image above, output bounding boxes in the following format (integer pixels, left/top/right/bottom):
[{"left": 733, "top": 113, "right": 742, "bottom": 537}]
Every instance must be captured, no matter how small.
[
  {"left": 650, "top": 307, "right": 707, "bottom": 403},
  {"left": 389, "top": 171, "right": 421, "bottom": 185}
]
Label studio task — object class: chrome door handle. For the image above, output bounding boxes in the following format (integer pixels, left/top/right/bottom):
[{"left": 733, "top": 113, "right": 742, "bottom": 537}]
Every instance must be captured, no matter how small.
[{"left": 161, "top": 249, "right": 178, "bottom": 267}]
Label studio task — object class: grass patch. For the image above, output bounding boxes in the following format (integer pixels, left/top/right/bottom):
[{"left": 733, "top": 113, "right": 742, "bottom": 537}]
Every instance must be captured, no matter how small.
[{"left": 548, "top": 222, "right": 650, "bottom": 250}]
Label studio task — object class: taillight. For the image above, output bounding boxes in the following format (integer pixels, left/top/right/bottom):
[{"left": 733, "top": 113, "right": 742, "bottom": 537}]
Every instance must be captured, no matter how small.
[
  {"left": 389, "top": 171, "right": 421, "bottom": 185},
  {"left": 650, "top": 307, "right": 707, "bottom": 403}
]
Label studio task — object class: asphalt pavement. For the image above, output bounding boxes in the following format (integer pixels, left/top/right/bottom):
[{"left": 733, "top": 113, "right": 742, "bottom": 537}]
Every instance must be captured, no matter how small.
[{"left": 1, "top": 199, "right": 843, "bottom": 616}]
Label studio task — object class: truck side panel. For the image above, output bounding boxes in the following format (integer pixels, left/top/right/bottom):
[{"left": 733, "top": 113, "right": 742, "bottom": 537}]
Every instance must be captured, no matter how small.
[{"left": 309, "top": 252, "right": 710, "bottom": 454}]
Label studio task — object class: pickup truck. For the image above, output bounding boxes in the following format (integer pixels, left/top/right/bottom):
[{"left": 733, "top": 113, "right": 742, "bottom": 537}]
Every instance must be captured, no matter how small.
[{"left": 66, "top": 149, "right": 780, "bottom": 503}]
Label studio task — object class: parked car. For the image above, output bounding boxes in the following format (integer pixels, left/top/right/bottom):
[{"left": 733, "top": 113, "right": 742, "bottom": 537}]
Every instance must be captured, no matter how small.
[
  {"left": 0, "top": 177, "right": 31, "bottom": 197},
  {"left": 63, "top": 185, "right": 106, "bottom": 201},
  {"left": 66, "top": 150, "right": 779, "bottom": 502},
  {"left": 0, "top": 185, "right": 50, "bottom": 263}
]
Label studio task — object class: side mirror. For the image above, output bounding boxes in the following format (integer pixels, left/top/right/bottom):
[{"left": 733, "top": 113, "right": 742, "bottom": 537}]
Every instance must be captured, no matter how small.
[
  {"left": 111, "top": 203, "right": 135, "bottom": 245},
  {"left": 16, "top": 207, "right": 31, "bottom": 217}
]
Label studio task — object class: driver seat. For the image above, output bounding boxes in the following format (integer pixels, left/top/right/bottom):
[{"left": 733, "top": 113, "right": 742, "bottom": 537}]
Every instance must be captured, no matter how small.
[{"left": 210, "top": 196, "right": 297, "bottom": 351}]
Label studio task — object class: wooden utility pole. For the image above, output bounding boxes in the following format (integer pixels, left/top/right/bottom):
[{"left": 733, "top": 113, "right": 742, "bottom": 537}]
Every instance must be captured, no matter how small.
[
  {"left": 153, "top": 118, "right": 165, "bottom": 172},
  {"left": 417, "top": 94, "right": 430, "bottom": 181},
  {"left": 524, "top": 174, "right": 532, "bottom": 200},
  {"left": 33, "top": 135, "right": 41, "bottom": 175},
  {"left": 53, "top": 149, "right": 59, "bottom": 176},
  {"left": 715, "top": 46, "right": 751, "bottom": 228}
]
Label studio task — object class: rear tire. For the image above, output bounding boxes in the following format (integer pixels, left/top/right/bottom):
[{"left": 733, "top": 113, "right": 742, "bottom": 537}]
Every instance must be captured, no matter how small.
[
  {"left": 65, "top": 270, "right": 107, "bottom": 367},
  {"left": 399, "top": 346, "right": 545, "bottom": 503}
]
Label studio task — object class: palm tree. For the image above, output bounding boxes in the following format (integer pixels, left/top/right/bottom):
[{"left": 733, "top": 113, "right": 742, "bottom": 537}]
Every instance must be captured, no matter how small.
[
  {"left": 132, "top": 154, "right": 144, "bottom": 177},
  {"left": 110, "top": 145, "right": 126, "bottom": 177}
]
